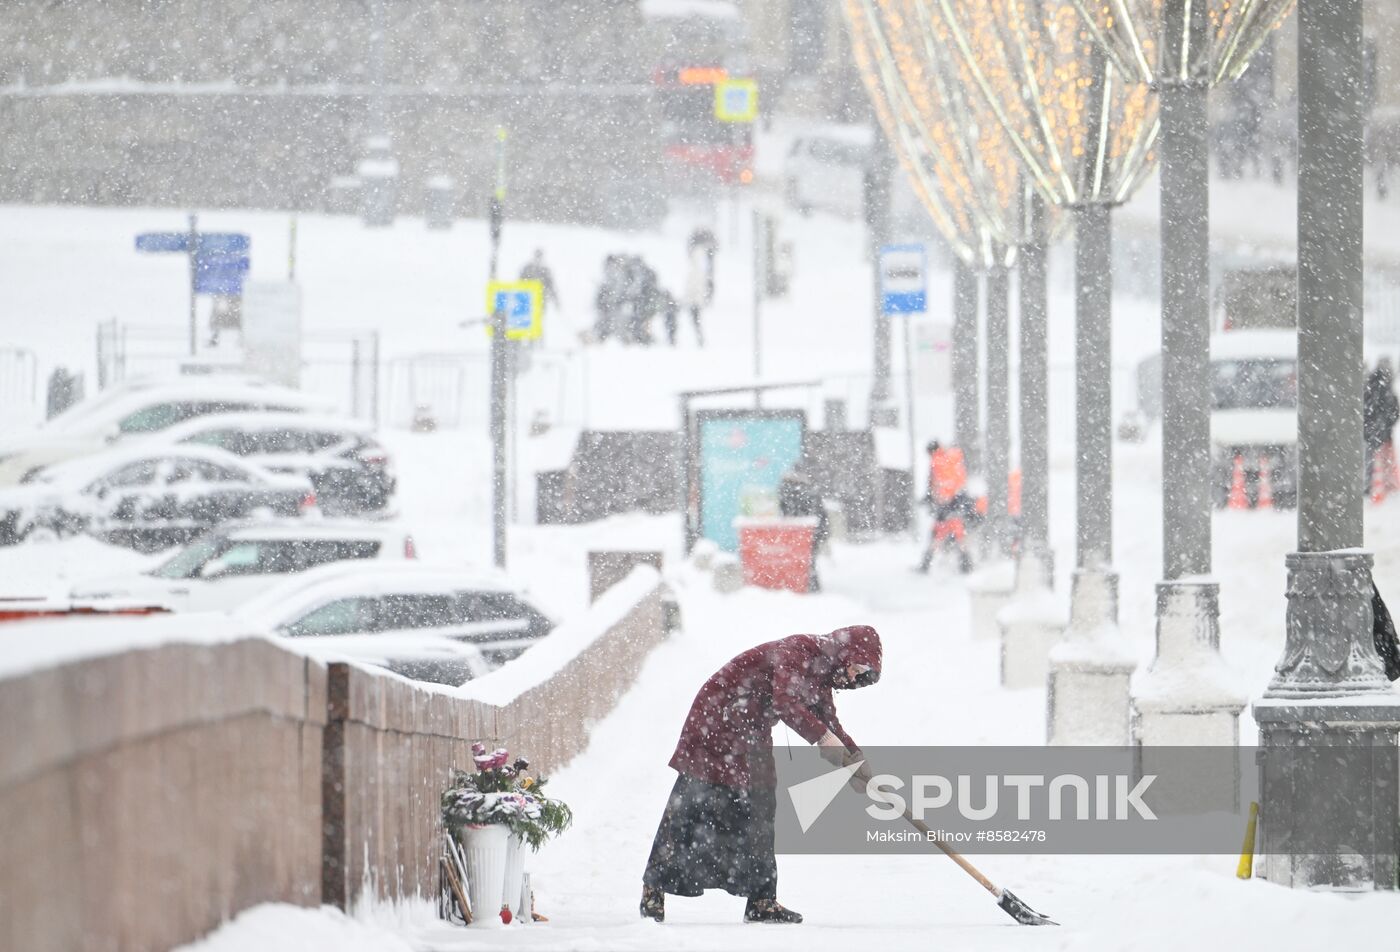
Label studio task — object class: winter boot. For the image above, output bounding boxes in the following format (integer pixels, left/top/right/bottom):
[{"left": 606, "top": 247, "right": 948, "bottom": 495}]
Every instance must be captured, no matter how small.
[
  {"left": 744, "top": 898, "right": 803, "bottom": 924},
  {"left": 640, "top": 886, "right": 665, "bottom": 922}
]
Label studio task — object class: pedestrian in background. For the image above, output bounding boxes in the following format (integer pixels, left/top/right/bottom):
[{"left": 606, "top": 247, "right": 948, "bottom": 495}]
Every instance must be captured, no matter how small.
[
  {"left": 593, "top": 255, "right": 625, "bottom": 343},
  {"left": 779, "top": 462, "right": 827, "bottom": 592},
  {"left": 681, "top": 229, "right": 715, "bottom": 347},
  {"left": 519, "top": 248, "right": 560, "bottom": 316},
  {"left": 915, "top": 440, "right": 973, "bottom": 574},
  {"left": 1365, "top": 358, "right": 1399, "bottom": 500}
]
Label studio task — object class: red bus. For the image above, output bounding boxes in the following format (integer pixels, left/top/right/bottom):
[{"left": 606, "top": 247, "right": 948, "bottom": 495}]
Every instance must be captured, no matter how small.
[{"left": 654, "top": 65, "right": 755, "bottom": 187}]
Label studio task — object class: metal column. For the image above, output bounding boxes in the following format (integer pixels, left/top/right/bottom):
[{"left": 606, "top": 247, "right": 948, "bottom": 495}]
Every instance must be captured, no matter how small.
[
  {"left": 1018, "top": 194, "right": 1049, "bottom": 554},
  {"left": 1296, "top": 0, "right": 1365, "bottom": 554},
  {"left": 1255, "top": 2, "right": 1400, "bottom": 895},
  {"left": 1074, "top": 203, "right": 1114, "bottom": 569},
  {"left": 867, "top": 131, "right": 894, "bottom": 407},
  {"left": 953, "top": 258, "right": 981, "bottom": 473},
  {"left": 1159, "top": 4, "right": 1213, "bottom": 580},
  {"left": 985, "top": 264, "right": 1011, "bottom": 554}
]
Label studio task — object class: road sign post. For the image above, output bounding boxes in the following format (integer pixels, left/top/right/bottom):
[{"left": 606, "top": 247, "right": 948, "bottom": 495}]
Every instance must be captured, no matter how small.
[
  {"left": 135, "top": 224, "right": 252, "bottom": 355},
  {"left": 879, "top": 244, "right": 928, "bottom": 315},
  {"left": 880, "top": 243, "right": 927, "bottom": 524},
  {"left": 484, "top": 281, "right": 544, "bottom": 341}
]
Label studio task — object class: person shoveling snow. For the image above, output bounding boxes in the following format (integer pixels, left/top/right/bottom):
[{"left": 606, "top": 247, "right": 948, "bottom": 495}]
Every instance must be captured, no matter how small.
[{"left": 641, "top": 625, "right": 882, "bottom": 924}]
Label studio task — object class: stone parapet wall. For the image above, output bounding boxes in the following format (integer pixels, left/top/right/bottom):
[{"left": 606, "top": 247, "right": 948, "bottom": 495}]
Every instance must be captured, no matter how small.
[
  {"left": 0, "top": 638, "right": 326, "bottom": 952},
  {"left": 0, "top": 568, "right": 665, "bottom": 951}
]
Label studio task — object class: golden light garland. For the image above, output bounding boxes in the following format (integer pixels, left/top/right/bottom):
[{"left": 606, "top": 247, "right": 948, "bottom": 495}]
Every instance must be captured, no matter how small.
[
  {"left": 1068, "top": 0, "right": 1296, "bottom": 86},
  {"left": 926, "top": 0, "right": 1160, "bottom": 208},
  {"left": 843, "top": 0, "right": 1033, "bottom": 268}
]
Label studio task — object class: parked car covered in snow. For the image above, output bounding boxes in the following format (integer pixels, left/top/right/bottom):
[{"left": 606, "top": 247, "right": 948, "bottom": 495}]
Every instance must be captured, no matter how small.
[
  {"left": 0, "top": 378, "right": 335, "bottom": 487},
  {"left": 233, "top": 561, "right": 555, "bottom": 667},
  {"left": 0, "top": 445, "right": 316, "bottom": 551},
  {"left": 784, "top": 130, "right": 872, "bottom": 218},
  {"left": 150, "top": 412, "right": 396, "bottom": 514},
  {"left": 67, "top": 521, "right": 415, "bottom": 611}
]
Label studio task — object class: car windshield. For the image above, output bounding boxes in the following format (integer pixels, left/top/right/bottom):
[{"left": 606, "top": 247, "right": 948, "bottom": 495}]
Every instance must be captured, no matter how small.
[
  {"left": 1211, "top": 358, "right": 1298, "bottom": 410},
  {"left": 150, "top": 536, "right": 228, "bottom": 579}
]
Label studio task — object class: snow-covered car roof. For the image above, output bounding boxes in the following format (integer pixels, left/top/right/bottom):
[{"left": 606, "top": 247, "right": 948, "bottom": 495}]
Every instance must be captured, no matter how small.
[
  {"left": 641, "top": 0, "right": 740, "bottom": 22},
  {"left": 40, "top": 381, "right": 336, "bottom": 436},
  {"left": 1210, "top": 329, "right": 1297, "bottom": 362},
  {"left": 232, "top": 561, "right": 518, "bottom": 627},
  {"left": 150, "top": 411, "right": 378, "bottom": 444},
  {"left": 790, "top": 125, "right": 876, "bottom": 149},
  {"left": 29, "top": 443, "right": 304, "bottom": 490}
]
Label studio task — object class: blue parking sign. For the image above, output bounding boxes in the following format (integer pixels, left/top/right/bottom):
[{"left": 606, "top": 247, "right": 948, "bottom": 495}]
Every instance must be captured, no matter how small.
[{"left": 485, "top": 280, "right": 543, "bottom": 340}]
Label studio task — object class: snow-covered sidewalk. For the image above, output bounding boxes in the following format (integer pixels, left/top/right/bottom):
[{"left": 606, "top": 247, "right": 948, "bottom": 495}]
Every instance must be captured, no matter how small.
[{"left": 179, "top": 505, "right": 1400, "bottom": 951}]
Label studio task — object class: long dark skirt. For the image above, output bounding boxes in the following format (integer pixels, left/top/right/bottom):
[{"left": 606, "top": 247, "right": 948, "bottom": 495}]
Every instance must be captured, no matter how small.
[{"left": 643, "top": 774, "right": 777, "bottom": 899}]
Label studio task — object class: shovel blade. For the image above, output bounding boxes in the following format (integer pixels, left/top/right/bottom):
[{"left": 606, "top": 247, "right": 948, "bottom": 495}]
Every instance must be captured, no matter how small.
[{"left": 996, "top": 889, "right": 1057, "bottom": 926}]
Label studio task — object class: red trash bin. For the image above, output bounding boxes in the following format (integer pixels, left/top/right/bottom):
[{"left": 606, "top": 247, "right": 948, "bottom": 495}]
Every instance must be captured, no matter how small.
[{"left": 735, "top": 517, "right": 817, "bottom": 593}]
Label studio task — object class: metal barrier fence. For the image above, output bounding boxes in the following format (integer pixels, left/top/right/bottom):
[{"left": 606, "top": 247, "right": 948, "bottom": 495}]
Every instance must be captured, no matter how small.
[
  {"left": 94, "top": 320, "right": 379, "bottom": 421},
  {"left": 384, "top": 352, "right": 488, "bottom": 430}
]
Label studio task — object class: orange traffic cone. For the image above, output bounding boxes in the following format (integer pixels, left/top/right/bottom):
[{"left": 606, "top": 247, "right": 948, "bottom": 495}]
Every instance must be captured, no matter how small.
[
  {"left": 1256, "top": 455, "right": 1274, "bottom": 510},
  {"left": 1254, "top": 456, "right": 1276, "bottom": 509},
  {"left": 1227, "top": 454, "right": 1250, "bottom": 510}
]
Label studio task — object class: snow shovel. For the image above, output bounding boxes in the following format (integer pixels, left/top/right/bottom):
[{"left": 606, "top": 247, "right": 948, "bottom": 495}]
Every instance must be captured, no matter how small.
[{"left": 852, "top": 763, "right": 1057, "bottom": 926}]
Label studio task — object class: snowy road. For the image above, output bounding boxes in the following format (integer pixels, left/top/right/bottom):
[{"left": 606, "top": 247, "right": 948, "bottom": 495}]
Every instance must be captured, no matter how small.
[
  {"left": 390, "top": 527, "right": 1400, "bottom": 952},
  {"left": 5, "top": 198, "right": 1400, "bottom": 951}
]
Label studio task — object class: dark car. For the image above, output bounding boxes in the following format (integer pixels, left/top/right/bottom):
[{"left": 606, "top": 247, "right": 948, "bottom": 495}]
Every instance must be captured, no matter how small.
[
  {"left": 0, "top": 445, "right": 315, "bottom": 552},
  {"left": 154, "top": 412, "right": 395, "bottom": 515}
]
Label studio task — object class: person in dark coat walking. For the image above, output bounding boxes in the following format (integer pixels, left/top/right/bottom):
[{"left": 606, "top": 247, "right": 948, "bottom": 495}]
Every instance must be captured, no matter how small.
[
  {"left": 1364, "top": 359, "right": 1399, "bottom": 497},
  {"left": 642, "top": 625, "right": 882, "bottom": 924},
  {"left": 518, "top": 249, "right": 560, "bottom": 315},
  {"left": 593, "top": 255, "right": 625, "bottom": 342},
  {"left": 779, "top": 464, "right": 828, "bottom": 592}
]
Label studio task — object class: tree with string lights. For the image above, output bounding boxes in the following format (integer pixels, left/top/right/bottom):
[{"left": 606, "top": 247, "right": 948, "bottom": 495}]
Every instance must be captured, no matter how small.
[
  {"left": 1065, "top": 0, "right": 1295, "bottom": 748},
  {"left": 843, "top": 0, "right": 1033, "bottom": 560},
  {"left": 891, "top": 0, "right": 1159, "bottom": 743}
]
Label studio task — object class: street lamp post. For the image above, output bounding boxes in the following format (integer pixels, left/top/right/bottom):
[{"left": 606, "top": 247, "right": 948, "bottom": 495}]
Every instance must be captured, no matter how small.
[
  {"left": 1252, "top": 0, "right": 1400, "bottom": 890},
  {"left": 1071, "top": 0, "right": 1298, "bottom": 747},
  {"left": 489, "top": 129, "right": 508, "bottom": 570},
  {"left": 984, "top": 260, "right": 1011, "bottom": 554},
  {"left": 952, "top": 259, "right": 981, "bottom": 475}
]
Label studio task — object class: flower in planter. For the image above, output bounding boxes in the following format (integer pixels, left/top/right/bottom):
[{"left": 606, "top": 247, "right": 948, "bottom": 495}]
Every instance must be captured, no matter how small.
[{"left": 443, "top": 747, "right": 573, "bottom": 850}]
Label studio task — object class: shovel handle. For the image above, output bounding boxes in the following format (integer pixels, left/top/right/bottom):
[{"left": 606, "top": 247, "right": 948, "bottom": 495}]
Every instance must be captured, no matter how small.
[{"left": 852, "top": 762, "right": 1001, "bottom": 898}]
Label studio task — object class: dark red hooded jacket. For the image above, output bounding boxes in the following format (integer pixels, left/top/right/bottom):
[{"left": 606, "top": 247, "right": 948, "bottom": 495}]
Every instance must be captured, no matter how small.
[{"left": 668, "top": 625, "right": 882, "bottom": 788}]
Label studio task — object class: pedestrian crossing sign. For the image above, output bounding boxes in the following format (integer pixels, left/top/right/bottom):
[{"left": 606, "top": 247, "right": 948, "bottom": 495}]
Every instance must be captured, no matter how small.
[
  {"left": 485, "top": 280, "right": 544, "bottom": 340},
  {"left": 715, "top": 79, "right": 758, "bottom": 123}
]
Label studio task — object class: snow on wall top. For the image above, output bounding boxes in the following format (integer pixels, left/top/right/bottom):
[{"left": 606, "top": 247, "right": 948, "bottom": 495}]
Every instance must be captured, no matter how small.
[{"left": 0, "top": 610, "right": 272, "bottom": 681}]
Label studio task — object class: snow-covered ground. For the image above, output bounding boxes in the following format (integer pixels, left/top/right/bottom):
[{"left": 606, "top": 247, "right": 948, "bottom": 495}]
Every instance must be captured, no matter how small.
[
  {"left": 170, "top": 506, "right": 1400, "bottom": 952},
  {"left": 5, "top": 191, "right": 1400, "bottom": 951}
]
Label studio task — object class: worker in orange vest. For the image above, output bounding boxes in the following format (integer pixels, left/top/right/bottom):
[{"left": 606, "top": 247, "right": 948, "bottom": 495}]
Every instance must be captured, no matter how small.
[{"left": 915, "top": 441, "right": 974, "bottom": 574}]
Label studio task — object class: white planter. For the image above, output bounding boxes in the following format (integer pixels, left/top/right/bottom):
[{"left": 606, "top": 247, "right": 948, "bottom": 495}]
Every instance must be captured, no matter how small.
[
  {"left": 502, "top": 832, "right": 527, "bottom": 921},
  {"left": 459, "top": 823, "right": 511, "bottom": 927}
]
